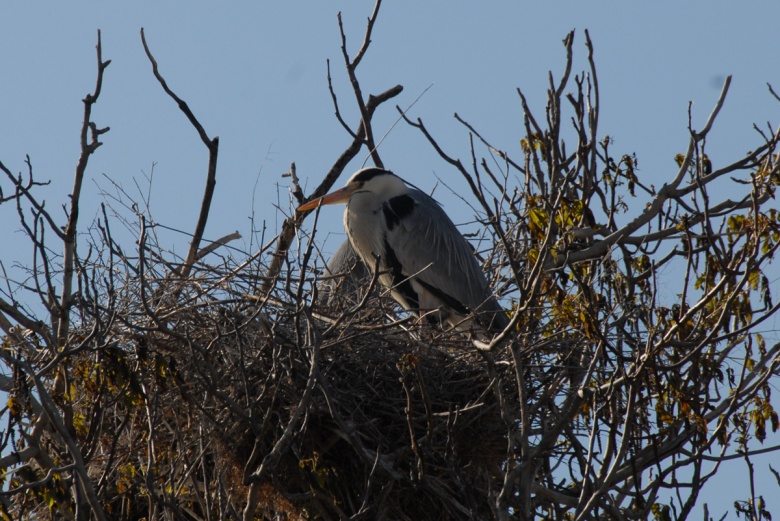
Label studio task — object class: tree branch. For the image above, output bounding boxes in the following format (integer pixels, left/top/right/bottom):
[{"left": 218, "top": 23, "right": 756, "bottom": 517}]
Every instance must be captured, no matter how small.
[{"left": 140, "top": 28, "right": 220, "bottom": 281}]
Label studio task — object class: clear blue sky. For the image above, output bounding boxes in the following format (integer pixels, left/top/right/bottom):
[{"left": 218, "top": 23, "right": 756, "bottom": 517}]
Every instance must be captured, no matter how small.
[{"left": 2, "top": 2, "right": 779, "bottom": 516}]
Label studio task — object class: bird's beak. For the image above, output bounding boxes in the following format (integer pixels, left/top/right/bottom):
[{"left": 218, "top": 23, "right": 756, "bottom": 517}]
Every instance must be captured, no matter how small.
[{"left": 297, "top": 184, "right": 357, "bottom": 212}]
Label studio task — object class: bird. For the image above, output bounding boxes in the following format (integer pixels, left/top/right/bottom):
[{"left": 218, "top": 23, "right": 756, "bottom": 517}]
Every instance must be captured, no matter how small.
[
  {"left": 318, "top": 239, "right": 368, "bottom": 305},
  {"left": 298, "top": 167, "right": 508, "bottom": 335}
]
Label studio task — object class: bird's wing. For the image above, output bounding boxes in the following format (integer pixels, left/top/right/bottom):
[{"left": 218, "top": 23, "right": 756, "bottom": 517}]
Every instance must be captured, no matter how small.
[
  {"left": 382, "top": 190, "right": 492, "bottom": 313},
  {"left": 325, "top": 239, "right": 364, "bottom": 277},
  {"left": 322, "top": 239, "right": 368, "bottom": 300}
]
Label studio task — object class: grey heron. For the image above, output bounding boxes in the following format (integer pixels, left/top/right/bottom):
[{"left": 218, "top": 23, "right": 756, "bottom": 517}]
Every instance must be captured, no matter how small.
[
  {"left": 298, "top": 167, "right": 508, "bottom": 334},
  {"left": 319, "top": 239, "right": 368, "bottom": 305}
]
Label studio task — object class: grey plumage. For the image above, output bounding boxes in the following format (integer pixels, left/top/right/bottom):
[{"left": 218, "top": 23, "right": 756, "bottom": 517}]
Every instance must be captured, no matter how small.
[
  {"left": 320, "top": 239, "right": 368, "bottom": 304},
  {"left": 299, "top": 167, "right": 508, "bottom": 334}
]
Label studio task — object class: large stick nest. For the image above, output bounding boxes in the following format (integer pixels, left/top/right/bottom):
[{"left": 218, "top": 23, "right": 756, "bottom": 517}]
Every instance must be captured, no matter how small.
[{"left": 64, "top": 260, "right": 518, "bottom": 520}]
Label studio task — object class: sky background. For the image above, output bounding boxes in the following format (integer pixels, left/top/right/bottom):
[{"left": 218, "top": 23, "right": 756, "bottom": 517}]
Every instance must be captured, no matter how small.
[{"left": 2, "top": 1, "right": 780, "bottom": 516}]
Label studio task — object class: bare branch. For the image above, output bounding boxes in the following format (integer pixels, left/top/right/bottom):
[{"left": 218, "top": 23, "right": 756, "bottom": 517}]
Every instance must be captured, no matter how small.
[
  {"left": 140, "top": 28, "right": 220, "bottom": 280},
  {"left": 258, "top": 83, "right": 402, "bottom": 299}
]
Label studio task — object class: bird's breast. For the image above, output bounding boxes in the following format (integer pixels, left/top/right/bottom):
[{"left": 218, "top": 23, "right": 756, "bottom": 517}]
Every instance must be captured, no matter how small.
[{"left": 344, "top": 198, "right": 387, "bottom": 266}]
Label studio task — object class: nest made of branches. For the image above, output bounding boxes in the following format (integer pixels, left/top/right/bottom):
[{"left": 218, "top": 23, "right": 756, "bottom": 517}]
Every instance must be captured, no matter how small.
[{"left": 57, "top": 264, "right": 518, "bottom": 521}]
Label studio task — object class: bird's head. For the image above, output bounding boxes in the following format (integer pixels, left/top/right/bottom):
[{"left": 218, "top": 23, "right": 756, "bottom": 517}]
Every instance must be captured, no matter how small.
[{"left": 297, "top": 168, "right": 408, "bottom": 211}]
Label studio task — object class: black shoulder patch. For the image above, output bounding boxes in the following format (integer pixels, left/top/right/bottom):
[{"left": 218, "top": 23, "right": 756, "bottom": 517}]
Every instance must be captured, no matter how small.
[
  {"left": 382, "top": 194, "right": 416, "bottom": 231},
  {"left": 351, "top": 167, "right": 391, "bottom": 183}
]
